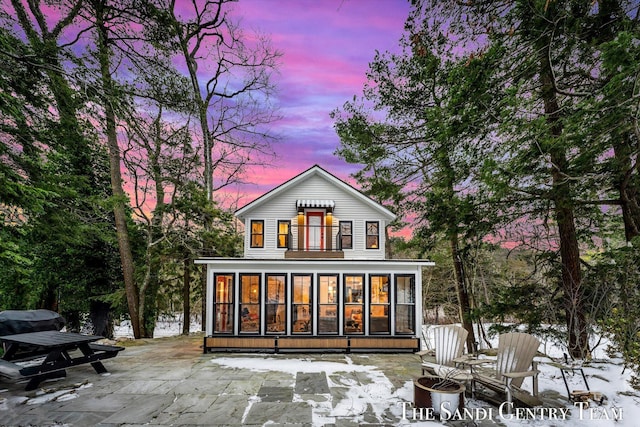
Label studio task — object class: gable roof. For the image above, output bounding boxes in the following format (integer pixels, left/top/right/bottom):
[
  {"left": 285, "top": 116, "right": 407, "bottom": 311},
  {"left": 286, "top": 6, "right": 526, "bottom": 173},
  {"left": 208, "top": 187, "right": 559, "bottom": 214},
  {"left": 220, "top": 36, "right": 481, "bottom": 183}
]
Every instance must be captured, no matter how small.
[{"left": 235, "top": 165, "right": 396, "bottom": 221}]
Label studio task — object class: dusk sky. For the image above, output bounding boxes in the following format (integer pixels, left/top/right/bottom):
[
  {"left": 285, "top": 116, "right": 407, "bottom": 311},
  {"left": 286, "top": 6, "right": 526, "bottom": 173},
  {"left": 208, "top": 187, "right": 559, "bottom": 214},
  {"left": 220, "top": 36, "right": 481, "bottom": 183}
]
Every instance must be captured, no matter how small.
[
  {"left": 5, "top": 0, "right": 412, "bottom": 208},
  {"left": 225, "top": 0, "right": 411, "bottom": 205}
]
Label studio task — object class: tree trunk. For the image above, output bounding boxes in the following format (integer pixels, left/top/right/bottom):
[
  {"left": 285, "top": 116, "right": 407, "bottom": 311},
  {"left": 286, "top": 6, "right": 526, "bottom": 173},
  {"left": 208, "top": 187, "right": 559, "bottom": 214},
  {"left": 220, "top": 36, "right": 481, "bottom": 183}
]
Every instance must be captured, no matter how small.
[
  {"left": 138, "top": 251, "right": 160, "bottom": 338},
  {"left": 135, "top": 120, "right": 168, "bottom": 339},
  {"left": 614, "top": 134, "right": 640, "bottom": 241},
  {"left": 183, "top": 255, "right": 191, "bottom": 335},
  {"left": 594, "top": 1, "right": 640, "bottom": 242},
  {"left": 539, "top": 40, "right": 589, "bottom": 359},
  {"left": 438, "top": 153, "right": 476, "bottom": 351},
  {"left": 450, "top": 234, "right": 476, "bottom": 353},
  {"left": 172, "top": 15, "right": 214, "bottom": 332},
  {"left": 94, "top": 0, "right": 141, "bottom": 339}
]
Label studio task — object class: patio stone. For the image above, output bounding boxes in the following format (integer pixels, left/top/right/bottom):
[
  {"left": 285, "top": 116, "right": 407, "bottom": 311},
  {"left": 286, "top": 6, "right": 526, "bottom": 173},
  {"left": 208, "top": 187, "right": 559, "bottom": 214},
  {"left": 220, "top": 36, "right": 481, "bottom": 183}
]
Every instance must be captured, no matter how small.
[
  {"left": 244, "top": 401, "right": 313, "bottom": 424},
  {"left": 257, "top": 385, "right": 294, "bottom": 402},
  {"left": 161, "top": 393, "right": 217, "bottom": 414},
  {"left": 296, "top": 372, "right": 330, "bottom": 394},
  {"left": 97, "top": 395, "right": 175, "bottom": 424}
]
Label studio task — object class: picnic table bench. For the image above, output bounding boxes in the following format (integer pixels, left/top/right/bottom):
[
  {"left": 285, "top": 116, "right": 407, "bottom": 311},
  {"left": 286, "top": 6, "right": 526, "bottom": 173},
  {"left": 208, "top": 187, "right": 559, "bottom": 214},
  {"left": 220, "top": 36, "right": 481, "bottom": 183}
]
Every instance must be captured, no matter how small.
[{"left": 0, "top": 330, "right": 124, "bottom": 391}]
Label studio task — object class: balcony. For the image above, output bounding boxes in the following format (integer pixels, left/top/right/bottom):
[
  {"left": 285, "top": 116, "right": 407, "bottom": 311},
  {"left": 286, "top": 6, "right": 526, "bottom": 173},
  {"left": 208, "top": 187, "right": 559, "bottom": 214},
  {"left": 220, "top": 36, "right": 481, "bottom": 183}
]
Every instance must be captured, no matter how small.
[{"left": 284, "top": 225, "right": 345, "bottom": 259}]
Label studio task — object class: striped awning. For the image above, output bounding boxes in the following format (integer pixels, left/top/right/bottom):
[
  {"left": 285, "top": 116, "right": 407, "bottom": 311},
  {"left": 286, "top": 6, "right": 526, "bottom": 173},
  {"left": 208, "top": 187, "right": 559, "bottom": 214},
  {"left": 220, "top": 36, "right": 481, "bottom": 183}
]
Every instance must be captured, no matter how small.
[{"left": 296, "top": 199, "right": 335, "bottom": 208}]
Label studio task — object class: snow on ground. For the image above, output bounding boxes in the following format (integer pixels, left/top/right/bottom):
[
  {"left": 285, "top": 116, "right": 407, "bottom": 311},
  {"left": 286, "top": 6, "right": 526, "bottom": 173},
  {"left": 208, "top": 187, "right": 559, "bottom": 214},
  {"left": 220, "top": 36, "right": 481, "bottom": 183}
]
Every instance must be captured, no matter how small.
[
  {"left": 209, "top": 351, "right": 639, "bottom": 426},
  {"left": 211, "top": 354, "right": 417, "bottom": 425},
  {"left": 113, "top": 314, "right": 202, "bottom": 339}
]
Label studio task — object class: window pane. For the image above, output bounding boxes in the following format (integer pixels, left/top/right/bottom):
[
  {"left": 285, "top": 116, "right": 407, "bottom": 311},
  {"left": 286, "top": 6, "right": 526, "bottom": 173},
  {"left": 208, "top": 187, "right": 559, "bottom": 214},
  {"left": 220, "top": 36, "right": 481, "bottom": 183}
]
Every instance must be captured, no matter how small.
[
  {"left": 345, "top": 276, "right": 363, "bottom": 303},
  {"left": 395, "top": 305, "right": 415, "bottom": 334},
  {"left": 345, "top": 305, "right": 363, "bottom": 333},
  {"left": 367, "top": 222, "right": 378, "bottom": 234},
  {"left": 215, "top": 304, "right": 233, "bottom": 333},
  {"left": 266, "top": 275, "right": 285, "bottom": 333},
  {"left": 319, "top": 275, "right": 338, "bottom": 304},
  {"left": 370, "top": 305, "right": 389, "bottom": 333},
  {"left": 371, "top": 276, "right": 389, "bottom": 303},
  {"left": 340, "top": 222, "right": 352, "bottom": 234},
  {"left": 397, "top": 276, "right": 415, "bottom": 304},
  {"left": 292, "top": 275, "right": 312, "bottom": 333}
]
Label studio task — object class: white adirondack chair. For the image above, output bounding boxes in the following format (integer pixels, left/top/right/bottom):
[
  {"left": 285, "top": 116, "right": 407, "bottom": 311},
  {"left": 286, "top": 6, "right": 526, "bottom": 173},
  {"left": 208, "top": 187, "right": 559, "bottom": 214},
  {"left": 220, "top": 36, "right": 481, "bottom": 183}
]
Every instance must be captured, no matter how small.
[
  {"left": 419, "top": 325, "right": 469, "bottom": 377},
  {"left": 469, "top": 332, "right": 541, "bottom": 411}
]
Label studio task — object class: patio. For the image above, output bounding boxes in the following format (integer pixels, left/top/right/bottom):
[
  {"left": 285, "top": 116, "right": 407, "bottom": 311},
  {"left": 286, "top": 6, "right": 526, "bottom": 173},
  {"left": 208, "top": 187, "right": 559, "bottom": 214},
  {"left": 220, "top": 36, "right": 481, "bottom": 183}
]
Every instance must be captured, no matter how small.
[{"left": 1, "top": 332, "right": 575, "bottom": 426}]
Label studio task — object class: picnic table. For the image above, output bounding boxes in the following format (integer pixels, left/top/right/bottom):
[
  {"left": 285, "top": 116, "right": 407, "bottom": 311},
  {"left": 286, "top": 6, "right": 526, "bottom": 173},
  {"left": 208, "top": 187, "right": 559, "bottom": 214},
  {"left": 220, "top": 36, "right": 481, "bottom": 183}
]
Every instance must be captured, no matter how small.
[{"left": 0, "top": 330, "right": 123, "bottom": 391}]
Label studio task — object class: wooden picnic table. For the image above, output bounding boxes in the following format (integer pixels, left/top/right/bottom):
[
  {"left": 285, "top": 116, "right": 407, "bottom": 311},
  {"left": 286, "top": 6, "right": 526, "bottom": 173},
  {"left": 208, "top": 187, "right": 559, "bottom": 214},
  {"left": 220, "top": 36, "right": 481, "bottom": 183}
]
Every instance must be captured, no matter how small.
[{"left": 0, "top": 330, "right": 123, "bottom": 391}]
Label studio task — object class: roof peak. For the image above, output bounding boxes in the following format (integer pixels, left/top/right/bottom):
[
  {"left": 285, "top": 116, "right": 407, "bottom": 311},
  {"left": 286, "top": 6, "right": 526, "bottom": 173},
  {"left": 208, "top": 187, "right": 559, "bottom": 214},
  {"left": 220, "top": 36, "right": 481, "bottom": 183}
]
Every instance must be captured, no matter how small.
[{"left": 234, "top": 164, "right": 396, "bottom": 222}]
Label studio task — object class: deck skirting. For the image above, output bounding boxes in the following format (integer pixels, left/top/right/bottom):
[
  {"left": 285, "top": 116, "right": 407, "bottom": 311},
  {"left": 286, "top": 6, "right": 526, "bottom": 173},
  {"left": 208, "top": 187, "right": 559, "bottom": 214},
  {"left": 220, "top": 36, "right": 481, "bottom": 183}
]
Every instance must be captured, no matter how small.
[{"left": 204, "top": 335, "right": 419, "bottom": 353}]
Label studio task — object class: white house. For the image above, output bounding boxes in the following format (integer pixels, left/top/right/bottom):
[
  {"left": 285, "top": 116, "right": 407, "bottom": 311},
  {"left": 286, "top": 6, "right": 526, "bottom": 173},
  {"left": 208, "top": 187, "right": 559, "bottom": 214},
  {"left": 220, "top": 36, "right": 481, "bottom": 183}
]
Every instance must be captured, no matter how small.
[{"left": 196, "top": 165, "right": 433, "bottom": 352}]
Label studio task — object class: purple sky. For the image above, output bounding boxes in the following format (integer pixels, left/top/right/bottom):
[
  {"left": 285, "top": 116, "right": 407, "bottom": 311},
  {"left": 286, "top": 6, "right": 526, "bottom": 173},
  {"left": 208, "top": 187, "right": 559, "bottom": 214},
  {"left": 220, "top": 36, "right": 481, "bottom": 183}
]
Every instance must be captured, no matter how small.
[
  {"left": 225, "top": 0, "right": 411, "bottom": 205},
  {"left": 6, "top": 0, "right": 411, "bottom": 209}
]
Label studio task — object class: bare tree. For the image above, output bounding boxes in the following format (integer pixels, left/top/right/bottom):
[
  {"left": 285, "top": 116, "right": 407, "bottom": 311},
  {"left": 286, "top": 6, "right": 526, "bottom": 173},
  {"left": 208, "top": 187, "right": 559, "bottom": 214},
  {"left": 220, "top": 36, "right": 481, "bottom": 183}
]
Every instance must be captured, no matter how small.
[
  {"left": 162, "top": 0, "right": 282, "bottom": 202},
  {"left": 122, "top": 90, "right": 201, "bottom": 335}
]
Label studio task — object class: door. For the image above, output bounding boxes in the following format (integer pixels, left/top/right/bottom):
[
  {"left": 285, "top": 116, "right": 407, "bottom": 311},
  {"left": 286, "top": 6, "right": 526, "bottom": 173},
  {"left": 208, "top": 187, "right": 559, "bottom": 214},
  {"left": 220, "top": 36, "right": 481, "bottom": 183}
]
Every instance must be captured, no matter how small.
[{"left": 306, "top": 212, "right": 324, "bottom": 250}]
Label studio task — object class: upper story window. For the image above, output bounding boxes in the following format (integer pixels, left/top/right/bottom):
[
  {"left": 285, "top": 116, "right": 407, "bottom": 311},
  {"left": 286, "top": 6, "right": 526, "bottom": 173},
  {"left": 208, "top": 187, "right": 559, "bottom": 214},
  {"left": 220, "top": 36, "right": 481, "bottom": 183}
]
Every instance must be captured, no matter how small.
[
  {"left": 250, "top": 220, "right": 264, "bottom": 248},
  {"left": 366, "top": 221, "right": 379, "bottom": 249},
  {"left": 277, "top": 220, "right": 290, "bottom": 248},
  {"left": 340, "top": 221, "right": 352, "bottom": 249}
]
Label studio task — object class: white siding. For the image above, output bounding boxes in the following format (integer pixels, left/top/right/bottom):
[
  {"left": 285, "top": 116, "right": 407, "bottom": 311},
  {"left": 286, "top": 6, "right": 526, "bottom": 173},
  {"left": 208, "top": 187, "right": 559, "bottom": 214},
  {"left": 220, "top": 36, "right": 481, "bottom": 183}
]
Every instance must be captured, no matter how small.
[{"left": 242, "top": 174, "right": 388, "bottom": 259}]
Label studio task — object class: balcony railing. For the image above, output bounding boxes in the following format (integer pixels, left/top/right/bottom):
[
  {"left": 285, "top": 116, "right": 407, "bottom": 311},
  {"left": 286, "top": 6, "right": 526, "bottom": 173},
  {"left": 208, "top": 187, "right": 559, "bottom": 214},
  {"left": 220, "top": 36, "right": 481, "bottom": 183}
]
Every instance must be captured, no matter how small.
[{"left": 284, "top": 225, "right": 346, "bottom": 258}]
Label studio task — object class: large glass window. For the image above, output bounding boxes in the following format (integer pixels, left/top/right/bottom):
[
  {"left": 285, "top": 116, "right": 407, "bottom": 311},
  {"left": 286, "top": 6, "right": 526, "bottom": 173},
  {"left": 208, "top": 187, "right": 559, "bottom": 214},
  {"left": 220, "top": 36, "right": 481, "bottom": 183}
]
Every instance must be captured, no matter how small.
[
  {"left": 318, "top": 275, "right": 338, "bottom": 334},
  {"left": 277, "top": 220, "right": 290, "bottom": 248},
  {"left": 339, "top": 221, "right": 352, "bottom": 249},
  {"left": 344, "top": 275, "right": 364, "bottom": 334},
  {"left": 395, "top": 275, "right": 416, "bottom": 334},
  {"left": 239, "top": 274, "right": 260, "bottom": 333},
  {"left": 292, "top": 274, "right": 312, "bottom": 333},
  {"left": 370, "top": 275, "right": 390, "bottom": 334},
  {"left": 214, "top": 274, "right": 233, "bottom": 333},
  {"left": 266, "top": 274, "right": 286, "bottom": 334},
  {"left": 250, "top": 220, "right": 264, "bottom": 248},
  {"left": 366, "top": 221, "right": 379, "bottom": 249}
]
